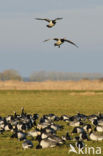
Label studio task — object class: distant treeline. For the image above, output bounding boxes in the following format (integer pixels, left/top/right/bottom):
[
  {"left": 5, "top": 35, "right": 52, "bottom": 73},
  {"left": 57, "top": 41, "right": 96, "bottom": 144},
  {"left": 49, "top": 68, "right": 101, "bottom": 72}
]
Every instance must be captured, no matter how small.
[
  {"left": 0, "top": 69, "right": 103, "bottom": 81},
  {"left": 29, "top": 71, "right": 103, "bottom": 81}
]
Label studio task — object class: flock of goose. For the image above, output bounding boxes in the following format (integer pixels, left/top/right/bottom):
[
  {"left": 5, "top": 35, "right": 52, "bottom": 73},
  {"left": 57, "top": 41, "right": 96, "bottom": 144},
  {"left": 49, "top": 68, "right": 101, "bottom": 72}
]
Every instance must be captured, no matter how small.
[
  {"left": 1, "top": 108, "right": 103, "bottom": 150},
  {"left": 35, "top": 17, "right": 78, "bottom": 48}
]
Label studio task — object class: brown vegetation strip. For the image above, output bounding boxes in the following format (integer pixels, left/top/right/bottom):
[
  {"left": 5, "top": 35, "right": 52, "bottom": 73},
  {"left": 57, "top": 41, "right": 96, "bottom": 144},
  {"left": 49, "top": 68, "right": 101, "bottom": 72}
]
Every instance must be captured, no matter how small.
[{"left": 0, "top": 80, "right": 103, "bottom": 90}]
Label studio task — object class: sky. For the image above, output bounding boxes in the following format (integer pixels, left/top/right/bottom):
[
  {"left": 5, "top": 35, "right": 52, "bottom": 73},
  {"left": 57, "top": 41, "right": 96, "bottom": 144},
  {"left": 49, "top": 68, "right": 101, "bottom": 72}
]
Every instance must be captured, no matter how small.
[{"left": 0, "top": 0, "right": 103, "bottom": 77}]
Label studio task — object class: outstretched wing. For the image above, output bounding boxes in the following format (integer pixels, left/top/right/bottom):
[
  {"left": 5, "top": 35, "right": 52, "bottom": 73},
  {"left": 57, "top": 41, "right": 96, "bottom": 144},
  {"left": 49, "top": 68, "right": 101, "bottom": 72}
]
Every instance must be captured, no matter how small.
[
  {"left": 43, "top": 38, "right": 59, "bottom": 42},
  {"left": 35, "top": 18, "right": 50, "bottom": 22},
  {"left": 43, "top": 39, "right": 51, "bottom": 42},
  {"left": 53, "top": 38, "right": 59, "bottom": 41},
  {"left": 64, "top": 39, "right": 79, "bottom": 48},
  {"left": 54, "top": 18, "right": 63, "bottom": 21}
]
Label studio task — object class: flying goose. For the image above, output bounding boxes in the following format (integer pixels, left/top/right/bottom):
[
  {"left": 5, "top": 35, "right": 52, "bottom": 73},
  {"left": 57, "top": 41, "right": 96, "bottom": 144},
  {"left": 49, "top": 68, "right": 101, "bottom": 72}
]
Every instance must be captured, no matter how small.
[
  {"left": 35, "top": 18, "right": 63, "bottom": 28},
  {"left": 44, "top": 38, "right": 78, "bottom": 48}
]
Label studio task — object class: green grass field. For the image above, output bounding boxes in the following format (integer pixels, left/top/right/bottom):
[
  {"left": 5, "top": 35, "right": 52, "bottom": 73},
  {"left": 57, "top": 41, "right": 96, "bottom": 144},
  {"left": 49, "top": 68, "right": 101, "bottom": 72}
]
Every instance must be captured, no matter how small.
[{"left": 0, "top": 90, "right": 103, "bottom": 156}]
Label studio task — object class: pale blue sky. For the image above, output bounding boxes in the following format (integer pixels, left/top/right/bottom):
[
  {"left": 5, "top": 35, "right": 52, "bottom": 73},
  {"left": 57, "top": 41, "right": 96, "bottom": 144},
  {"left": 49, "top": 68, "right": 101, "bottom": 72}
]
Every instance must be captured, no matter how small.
[{"left": 0, "top": 0, "right": 103, "bottom": 76}]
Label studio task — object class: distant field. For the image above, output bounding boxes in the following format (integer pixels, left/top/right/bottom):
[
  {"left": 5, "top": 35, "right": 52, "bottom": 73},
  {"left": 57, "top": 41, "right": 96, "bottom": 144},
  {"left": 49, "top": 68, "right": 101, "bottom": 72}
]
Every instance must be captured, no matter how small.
[
  {"left": 0, "top": 90, "right": 103, "bottom": 156},
  {"left": 0, "top": 80, "right": 103, "bottom": 90}
]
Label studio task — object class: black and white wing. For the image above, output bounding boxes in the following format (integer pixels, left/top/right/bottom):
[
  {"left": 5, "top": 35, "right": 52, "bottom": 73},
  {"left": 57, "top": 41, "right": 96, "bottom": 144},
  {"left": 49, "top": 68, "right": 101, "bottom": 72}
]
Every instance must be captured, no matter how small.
[
  {"left": 43, "top": 38, "right": 52, "bottom": 42},
  {"left": 64, "top": 39, "right": 79, "bottom": 48},
  {"left": 43, "top": 38, "right": 59, "bottom": 42},
  {"left": 35, "top": 18, "right": 50, "bottom": 22},
  {"left": 54, "top": 18, "right": 63, "bottom": 21},
  {"left": 53, "top": 38, "right": 59, "bottom": 41}
]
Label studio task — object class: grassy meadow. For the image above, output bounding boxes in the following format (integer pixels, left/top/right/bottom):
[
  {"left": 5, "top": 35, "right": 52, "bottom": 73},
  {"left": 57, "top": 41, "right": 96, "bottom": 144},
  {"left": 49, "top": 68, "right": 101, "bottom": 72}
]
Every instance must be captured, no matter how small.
[{"left": 0, "top": 90, "right": 103, "bottom": 156}]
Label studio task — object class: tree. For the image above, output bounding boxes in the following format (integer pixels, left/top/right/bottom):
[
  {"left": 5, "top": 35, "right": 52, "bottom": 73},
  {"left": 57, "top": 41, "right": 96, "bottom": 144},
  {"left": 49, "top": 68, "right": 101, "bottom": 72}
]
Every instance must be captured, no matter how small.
[
  {"left": 30, "top": 71, "right": 46, "bottom": 81},
  {"left": 0, "top": 69, "right": 22, "bottom": 81}
]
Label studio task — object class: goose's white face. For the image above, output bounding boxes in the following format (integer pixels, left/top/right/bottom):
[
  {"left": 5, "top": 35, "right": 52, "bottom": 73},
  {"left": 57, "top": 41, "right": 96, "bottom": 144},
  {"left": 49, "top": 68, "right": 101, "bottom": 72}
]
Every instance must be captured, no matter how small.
[
  {"left": 42, "top": 133, "right": 47, "bottom": 139},
  {"left": 48, "top": 21, "right": 54, "bottom": 27},
  {"left": 56, "top": 39, "right": 62, "bottom": 45}
]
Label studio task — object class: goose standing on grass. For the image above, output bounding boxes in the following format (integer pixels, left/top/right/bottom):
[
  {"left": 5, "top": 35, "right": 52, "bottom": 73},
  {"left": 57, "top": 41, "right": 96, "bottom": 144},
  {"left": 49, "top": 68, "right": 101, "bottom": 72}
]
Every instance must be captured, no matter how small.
[
  {"left": 62, "top": 132, "right": 71, "bottom": 141},
  {"left": 47, "top": 135, "right": 64, "bottom": 144},
  {"left": 44, "top": 38, "right": 78, "bottom": 48},
  {"left": 4, "top": 123, "right": 13, "bottom": 131},
  {"left": 27, "top": 129, "right": 41, "bottom": 138},
  {"left": 76, "top": 140, "right": 85, "bottom": 149},
  {"left": 68, "top": 120, "right": 83, "bottom": 127},
  {"left": 72, "top": 127, "right": 85, "bottom": 134},
  {"left": 36, "top": 138, "right": 60, "bottom": 149},
  {"left": 94, "top": 125, "right": 103, "bottom": 132},
  {"left": 89, "top": 130, "right": 103, "bottom": 141},
  {"left": 83, "top": 124, "right": 92, "bottom": 132},
  {"left": 35, "top": 18, "right": 63, "bottom": 28},
  {"left": 79, "top": 132, "right": 89, "bottom": 141},
  {"left": 22, "top": 139, "right": 33, "bottom": 149},
  {"left": 11, "top": 130, "right": 26, "bottom": 141}
]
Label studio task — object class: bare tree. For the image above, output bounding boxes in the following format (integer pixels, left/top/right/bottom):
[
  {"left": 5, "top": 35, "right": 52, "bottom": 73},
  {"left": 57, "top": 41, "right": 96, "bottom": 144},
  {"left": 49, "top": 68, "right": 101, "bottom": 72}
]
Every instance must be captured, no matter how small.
[{"left": 0, "top": 69, "right": 22, "bottom": 81}]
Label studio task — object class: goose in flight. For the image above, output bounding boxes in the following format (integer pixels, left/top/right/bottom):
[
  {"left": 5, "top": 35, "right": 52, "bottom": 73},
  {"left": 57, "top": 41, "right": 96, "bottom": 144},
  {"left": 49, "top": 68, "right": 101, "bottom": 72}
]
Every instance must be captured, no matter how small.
[
  {"left": 35, "top": 18, "right": 63, "bottom": 28},
  {"left": 44, "top": 38, "right": 78, "bottom": 48}
]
